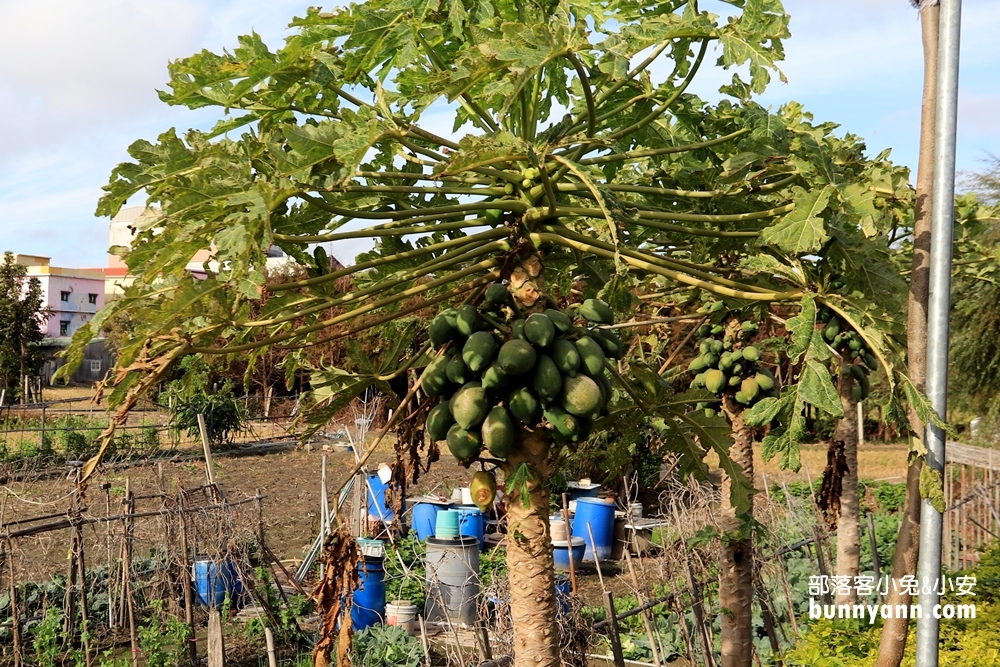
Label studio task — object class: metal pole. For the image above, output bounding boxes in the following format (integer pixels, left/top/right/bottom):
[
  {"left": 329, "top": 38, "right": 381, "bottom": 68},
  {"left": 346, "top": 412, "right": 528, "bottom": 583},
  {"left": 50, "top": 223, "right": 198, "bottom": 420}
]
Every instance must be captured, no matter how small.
[{"left": 916, "top": 1, "right": 962, "bottom": 664}]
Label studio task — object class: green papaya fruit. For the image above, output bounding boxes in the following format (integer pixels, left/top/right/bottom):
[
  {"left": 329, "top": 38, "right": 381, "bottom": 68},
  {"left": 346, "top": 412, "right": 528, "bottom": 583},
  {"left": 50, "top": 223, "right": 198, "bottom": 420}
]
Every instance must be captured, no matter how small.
[
  {"left": 446, "top": 355, "right": 473, "bottom": 385},
  {"left": 552, "top": 338, "right": 581, "bottom": 376},
  {"left": 560, "top": 374, "right": 603, "bottom": 416},
  {"left": 544, "top": 406, "right": 579, "bottom": 440},
  {"left": 688, "top": 355, "right": 711, "bottom": 373},
  {"left": 699, "top": 340, "right": 714, "bottom": 355},
  {"left": 481, "top": 362, "right": 509, "bottom": 392},
  {"left": 705, "top": 369, "right": 727, "bottom": 394},
  {"left": 512, "top": 319, "right": 527, "bottom": 340},
  {"left": 742, "top": 346, "right": 760, "bottom": 362},
  {"left": 696, "top": 323, "right": 713, "bottom": 339},
  {"left": 735, "top": 390, "right": 750, "bottom": 405},
  {"left": 426, "top": 402, "right": 454, "bottom": 441},
  {"left": 482, "top": 406, "right": 515, "bottom": 458},
  {"left": 462, "top": 331, "right": 498, "bottom": 373},
  {"left": 755, "top": 369, "right": 776, "bottom": 392},
  {"left": 508, "top": 386, "right": 540, "bottom": 424},
  {"left": 470, "top": 470, "right": 497, "bottom": 511},
  {"left": 456, "top": 304, "right": 482, "bottom": 337},
  {"left": 823, "top": 321, "right": 840, "bottom": 342},
  {"left": 420, "top": 354, "right": 452, "bottom": 397},
  {"left": 429, "top": 313, "right": 458, "bottom": 349},
  {"left": 525, "top": 313, "right": 556, "bottom": 348},
  {"left": 446, "top": 423, "right": 481, "bottom": 462},
  {"left": 592, "top": 328, "right": 624, "bottom": 359},
  {"left": 545, "top": 309, "right": 574, "bottom": 334},
  {"left": 863, "top": 353, "right": 878, "bottom": 371},
  {"left": 575, "top": 336, "right": 606, "bottom": 377},
  {"left": 532, "top": 354, "right": 562, "bottom": 402},
  {"left": 451, "top": 383, "right": 489, "bottom": 429},
  {"left": 498, "top": 339, "right": 537, "bottom": 375},
  {"left": 728, "top": 375, "right": 742, "bottom": 387},
  {"left": 580, "top": 298, "right": 614, "bottom": 324},
  {"left": 741, "top": 377, "right": 760, "bottom": 402},
  {"left": 851, "top": 382, "right": 863, "bottom": 402}
]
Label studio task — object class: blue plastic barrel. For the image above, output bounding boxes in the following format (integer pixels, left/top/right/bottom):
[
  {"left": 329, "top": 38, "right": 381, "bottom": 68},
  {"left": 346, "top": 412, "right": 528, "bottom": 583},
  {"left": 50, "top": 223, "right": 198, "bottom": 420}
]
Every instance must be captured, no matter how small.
[
  {"left": 351, "top": 556, "right": 386, "bottom": 630},
  {"left": 193, "top": 559, "right": 244, "bottom": 608},
  {"left": 554, "top": 575, "right": 571, "bottom": 619},
  {"left": 552, "top": 536, "right": 585, "bottom": 572},
  {"left": 412, "top": 502, "right": 442, "bottom": 541},
  {"left": 456, "top": 505, "right": 485, "bottom": 550},
  {"left": 367, "top": 473, "right": 404, "bottom": 522},
  {"left": 571, "top": 497, "right": 615, "bottom": 562}
]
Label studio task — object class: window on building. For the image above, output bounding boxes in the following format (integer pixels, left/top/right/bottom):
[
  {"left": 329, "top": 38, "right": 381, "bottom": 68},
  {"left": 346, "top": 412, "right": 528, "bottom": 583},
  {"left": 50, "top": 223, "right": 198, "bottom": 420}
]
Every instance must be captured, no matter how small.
[
  {"left": 88, "top": 293, "right": 98, "bottom": 304},
  {"left": 60, "top": 321, "right": 70, "bottom": 336},
  {"left": 60, "top": 291, "right": 70, "bottom": 302},
  {"left": 90, "top": 359, "right": 102, "bottom": 373}
]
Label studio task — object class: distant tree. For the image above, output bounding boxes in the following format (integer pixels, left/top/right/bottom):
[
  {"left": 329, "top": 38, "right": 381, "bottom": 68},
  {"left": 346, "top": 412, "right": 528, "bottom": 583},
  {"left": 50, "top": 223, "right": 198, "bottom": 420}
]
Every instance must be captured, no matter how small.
[
  {"left": 0, "top": 252, "right": 51, "bottom": 403},
  {"left": 962, "top": 153, "right": 1000, "bottom": 205}
]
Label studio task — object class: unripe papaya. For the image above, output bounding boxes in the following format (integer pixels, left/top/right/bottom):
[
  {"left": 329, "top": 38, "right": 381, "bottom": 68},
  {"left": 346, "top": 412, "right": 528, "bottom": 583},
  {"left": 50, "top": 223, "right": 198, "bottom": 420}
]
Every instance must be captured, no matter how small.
[
  {"left": 429, "top": 313, "right": 458, "bottom": 348},
  {"left": 481, "top": 362, "right": 509, "bottom": 392},
  {"left": 482, "top": 406, "right": 515, "bottom": 458},
  {"left": 452, "top": 383, "right": 489, "bottom": 429},
  {"left": 498, "top": 339, "right": 537, "bottom": 375},
  {"left": 512, "top": 319, "right": 526, "bottom": 340},
  {"left": 552, "top": 338, "right": 581, "bottom": 376},
  {"left": 420, "top": 354, "right": 452, "bottom": 397},
  {"left": 705, "top": 369, "right": 727, "bottom": 394},
  {"left": 545, "top": 309, "right": 574, "bottom": 334},
  {"left": 544, "top": 406, "right": 579, "bottom": 440},
  {"left": 580, "top": 298, "right": 614, "bottom": 324},
  {"left": 863, "top": 353, "right": 878, "bottom": 371},
  {"left": 525, "top": 313, "right": 556, "bottom": 348},
  {"left": 447, "top": 423, "right": 481, "bottom": 463},
  {"left": 560, "top": 374, "right": 603, "bottom": 416},
  {"left": 735, "top": 390, "right": 750, "bottom": 405},
  {"left": 823, "top": 320, "right": 840, "bottom": 342},
  {"left": 426, "top": 402, "right": 454, "bottom": 441},
  {"left": 688, "top": 355, "right": 711, "bottom": 373},
  {"left": 463, "top": 331, "right": 498, "bottom": 373},
  {"left": 742, "top": 346, "right": 760, "bottom": 362},
  {"left": 741, "top": 377, "right": 760, "bottom": 402},
  {"left": 592, "top": 328, "right": 624, "bottom": 359},
  {"left": 456, "top": 304, "right": 482, "bottom": 337},
  {"left": 728, "top": 375, "right": 742, "bottom": 387},
  {"left": 755, "top": 369, "right": 776, "bottom": 392},
  {"left": 575, "top": 336, "right": 606, "bottom": 377},
  {"left": 447, "top": 356, "right": 473, "bottom": 385},
  {"left": 533, "top": 354, "right": 562, "bottom": 402},
  {"left": 484, "top": 283, "right": 510, "bottom": 309},
  {"left": 508, "top": 386, "right": 540, "bottom": 424}
]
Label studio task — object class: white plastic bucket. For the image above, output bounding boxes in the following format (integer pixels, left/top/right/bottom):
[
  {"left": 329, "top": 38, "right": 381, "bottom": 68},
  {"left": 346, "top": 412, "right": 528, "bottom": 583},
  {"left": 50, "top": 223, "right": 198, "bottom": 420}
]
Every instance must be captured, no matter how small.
[{"left": 385, "top": 600, "right": 418, "bottom": 631}]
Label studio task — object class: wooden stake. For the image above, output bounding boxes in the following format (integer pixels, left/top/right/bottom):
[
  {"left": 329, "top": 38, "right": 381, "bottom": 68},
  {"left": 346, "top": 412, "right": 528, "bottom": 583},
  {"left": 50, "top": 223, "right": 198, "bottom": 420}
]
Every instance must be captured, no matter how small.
[
  {"left": 207, "top": 608, "right": 226, "bottom": 667},
  {"left": 75, "top": 522, "right": 93, "bottom": 667},
  {"left": 602, "top": 591, "right": 626, "bottom": 667},
  {"left": 672, "top": 592, "right": 697, "bottom": 667},
  {"left": 197, "top": 414, "right": 217, "bottom": 488},
  {"left": 586, "top": 524, "right": 605, "bottom": 591},
  {"left": 562, "top": 493, "right": 577, "bottom": 595},
  {"left": 177, "top": 507, "right": 198, "bottom": 666},
  {"left": 867, "top": 512, "right": 883, "bottom": 604},
  {"left": 418, "top": 615, "right": 432, "bottom": 667}
]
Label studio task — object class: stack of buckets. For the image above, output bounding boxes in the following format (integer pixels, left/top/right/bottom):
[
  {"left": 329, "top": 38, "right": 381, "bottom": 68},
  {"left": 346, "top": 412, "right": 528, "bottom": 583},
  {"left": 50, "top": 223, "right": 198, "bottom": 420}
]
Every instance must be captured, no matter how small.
[{"left": 425, "top": 510, "right": 481, "bottom": 627}]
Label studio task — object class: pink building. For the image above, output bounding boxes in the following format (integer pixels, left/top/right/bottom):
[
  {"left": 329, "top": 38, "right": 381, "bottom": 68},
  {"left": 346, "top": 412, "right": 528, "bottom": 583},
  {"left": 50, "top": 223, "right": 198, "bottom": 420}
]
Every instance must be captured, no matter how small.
[{"left": 15, "top": 255, "right": 106, "bottom": 338}]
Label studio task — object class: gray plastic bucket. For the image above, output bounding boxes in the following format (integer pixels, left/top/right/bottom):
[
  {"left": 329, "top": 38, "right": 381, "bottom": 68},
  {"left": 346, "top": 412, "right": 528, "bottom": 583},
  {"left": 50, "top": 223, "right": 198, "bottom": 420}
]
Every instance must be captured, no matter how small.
[{"left": 424, "top": 536, "right": 480, "bottom": 627}]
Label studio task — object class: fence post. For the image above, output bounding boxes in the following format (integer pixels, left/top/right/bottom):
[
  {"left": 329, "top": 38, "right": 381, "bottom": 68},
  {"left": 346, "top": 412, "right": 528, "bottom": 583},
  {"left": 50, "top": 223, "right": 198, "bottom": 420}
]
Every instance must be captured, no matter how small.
[{"left": 6, "top": 541, "right": 21, "bottom": 667}]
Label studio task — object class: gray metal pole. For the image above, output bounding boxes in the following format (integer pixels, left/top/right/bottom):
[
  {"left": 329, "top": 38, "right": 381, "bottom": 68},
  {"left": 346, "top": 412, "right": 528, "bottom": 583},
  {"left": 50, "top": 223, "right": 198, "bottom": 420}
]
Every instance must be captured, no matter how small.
[{"left": 916, "top": 0, "right": 962, "bottom": 665}]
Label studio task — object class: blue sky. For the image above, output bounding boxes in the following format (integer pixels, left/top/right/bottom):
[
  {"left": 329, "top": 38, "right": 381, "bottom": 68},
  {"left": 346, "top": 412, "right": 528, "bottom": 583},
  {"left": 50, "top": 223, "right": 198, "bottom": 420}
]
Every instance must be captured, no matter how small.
[{"left": 0, "top": 0, "right": 996, "bottom": 268}]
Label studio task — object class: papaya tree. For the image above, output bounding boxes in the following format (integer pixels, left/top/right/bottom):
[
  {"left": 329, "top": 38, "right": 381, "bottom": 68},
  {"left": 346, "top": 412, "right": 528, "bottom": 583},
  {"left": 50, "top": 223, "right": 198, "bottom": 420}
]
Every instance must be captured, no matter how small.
[{"left": 60, "top": 0, "right": 925, "bottom": 665}]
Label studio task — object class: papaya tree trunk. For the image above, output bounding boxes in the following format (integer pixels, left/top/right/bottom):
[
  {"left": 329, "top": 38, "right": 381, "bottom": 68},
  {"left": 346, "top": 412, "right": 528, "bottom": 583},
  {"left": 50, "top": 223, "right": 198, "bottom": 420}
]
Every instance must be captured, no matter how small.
[
  {"left": 834, "top": 365, "right": 860, "bottom": 606},
  {"left": 719, "top": 395, "right": 754, "bottom": 667},
  {"left": 875, "top": 5, "right": 937, "bottom": 665},
  {"left": 505, "top": 429, "right": 559, "bottom": 667},
  {"left": 504, "top": 247, "right": 560, "bottom": 667}
]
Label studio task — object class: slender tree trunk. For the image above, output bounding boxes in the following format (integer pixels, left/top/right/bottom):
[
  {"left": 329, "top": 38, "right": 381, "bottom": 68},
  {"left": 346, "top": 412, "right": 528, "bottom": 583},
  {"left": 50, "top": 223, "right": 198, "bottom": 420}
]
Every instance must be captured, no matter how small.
[
  {"left": 505, "top": 248, "right": 560, "bottom": 667},
  {"left": 875, "top": 5, "right": 937, "bottom": 666},
  {"left": 719, "top": 394, "right": 754, "bottom": 667},
  {"left": 834, "top": 366, "right": 860, "bottom": 606}
]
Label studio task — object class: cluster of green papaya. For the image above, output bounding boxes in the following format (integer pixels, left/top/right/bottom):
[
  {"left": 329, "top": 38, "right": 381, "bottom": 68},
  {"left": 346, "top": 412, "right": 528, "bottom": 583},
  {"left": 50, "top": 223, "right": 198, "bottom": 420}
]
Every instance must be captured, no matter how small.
[
  {"left": 421, "top": 285, "right": 621, "bottom": 465},
  {"left": 818, "top": 306, "right": 877, "bottom": 401},
  {"left": 688, "top": 319, "right": 777, "bottom": 412}
]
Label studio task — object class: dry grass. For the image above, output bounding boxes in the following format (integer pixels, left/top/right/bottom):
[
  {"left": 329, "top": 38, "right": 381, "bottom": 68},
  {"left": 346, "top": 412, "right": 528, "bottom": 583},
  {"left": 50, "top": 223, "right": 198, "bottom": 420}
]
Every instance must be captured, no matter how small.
[{"left": 705, "top": 441, "right": 911, "bottom": 489}]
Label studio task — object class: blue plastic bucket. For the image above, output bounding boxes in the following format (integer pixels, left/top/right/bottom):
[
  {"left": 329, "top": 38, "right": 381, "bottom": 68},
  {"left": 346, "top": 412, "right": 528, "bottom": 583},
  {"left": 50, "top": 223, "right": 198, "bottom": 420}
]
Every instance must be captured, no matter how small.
[
  {"left": 412, "top": 502, "right": 442, "bottom": 541},
  {"left": 435, "top": 510, "right": 460, "bottom": 539},
  {"left": 456, "top": 505, "right": 485, "bottom": 550},
  {"left": 552, "top": 536, "right": 585, "bottom": 572},
  {"left": 571, "top": 497, "right": 615, "bottom": 562},
  {"left": 367, "top": 473, "right": 404, "bottom": 522},
  {"left": 193, "top": 559, "right": 243, "bottom": 608},
  {"left": 351, "top": 556, "right": 386, "bottom": 630},
  {"left": 554, "top": 575, "right": 571, "bottom": 619}
]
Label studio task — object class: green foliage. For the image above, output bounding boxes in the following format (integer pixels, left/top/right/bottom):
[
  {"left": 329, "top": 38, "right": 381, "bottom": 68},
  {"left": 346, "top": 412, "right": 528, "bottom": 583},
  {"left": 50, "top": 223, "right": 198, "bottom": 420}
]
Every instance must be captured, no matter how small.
[
  {"left": 349, "top": 624, "right": 422, "bottom": 667},
  {"left": 384, "top": 535, "right": 427, "bottom": 610},
  {"left": 138, "top": 600, "right": 191, "bottom": 667},
  {"left": 166, "top": 356, "right": 249, "bottom": 448},
  {"left": 0, "top": 252, "right": 50, "bottom": 403},
  {"left": 32, "top": 606, "right": 62, "bottom": 667}
]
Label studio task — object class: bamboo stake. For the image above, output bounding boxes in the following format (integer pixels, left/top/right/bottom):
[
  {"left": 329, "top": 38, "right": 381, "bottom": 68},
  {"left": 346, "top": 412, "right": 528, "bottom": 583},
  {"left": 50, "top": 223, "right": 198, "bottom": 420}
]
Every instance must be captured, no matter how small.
[
  {"left": 602, "top": 591, "right": 627, "bottom": 667},
  {"left": 6, "top": 541, "right": 21, "bottom": 667},
  {"left": 624, "top": 550, "right": 662, "bottom": 666},
  {"left": 103, "top": 483, "right": 115, "bottom": 629},
  {"left": 684, "top": 560, "right": 717, "bottom": 667},
  {"left": 961, "top": 464, "right": 967, "bottom": 568},
  {"left": 812, "top": 526, "right": 832, "bottom": 605},
  {"left": 124, "top": 480, "right": 138, "bottom": 667},
  {"left": 944, "top": 463, "right": 951, "bottom": 570},
  {"left": 264, "top": 627, "right": 278, "bottom": 667},
  {"left": 418, "top": 615, "right": 432, "bottom": 667},
  {"left": 672, "top": 593, "right": 697, "bottom": 666},
  {"left": 75, "top": 521, "right": 93, "bottom": 667}
]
